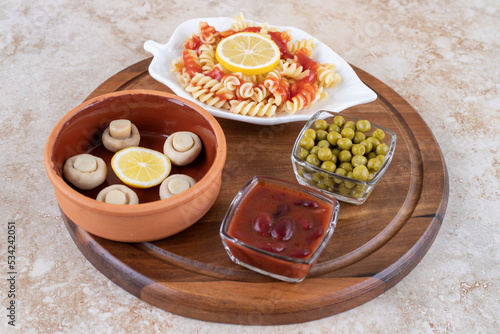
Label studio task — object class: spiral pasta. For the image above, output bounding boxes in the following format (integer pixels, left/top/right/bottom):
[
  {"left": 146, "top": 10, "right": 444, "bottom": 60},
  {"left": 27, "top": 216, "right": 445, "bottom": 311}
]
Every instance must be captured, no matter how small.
[
  {"left": 170, "top": 14, "right": 342, "bottom": 117},
  {"left": 280, "top": 60, "right": 304, "bottom": 79},
  {"left": 199, "top": 44, "right": 216, "bottom": 73},
  {"left": 251, "top": 84, "right": 270, "bottom": 102},
  {"left": 229, "top": 100, "right": 277, "bottom": 117},
  {"left": 287, "top": 38, "right": 315, "bottom": 56},
  {"left": 317, "top": 63, "right": 342, "bottom": 88}
]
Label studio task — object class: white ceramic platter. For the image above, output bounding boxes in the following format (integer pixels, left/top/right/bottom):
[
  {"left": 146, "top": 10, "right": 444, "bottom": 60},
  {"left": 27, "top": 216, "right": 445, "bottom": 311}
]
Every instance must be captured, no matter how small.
[{"left": 144, "top": 17, "right": 377, "bottom": 125}]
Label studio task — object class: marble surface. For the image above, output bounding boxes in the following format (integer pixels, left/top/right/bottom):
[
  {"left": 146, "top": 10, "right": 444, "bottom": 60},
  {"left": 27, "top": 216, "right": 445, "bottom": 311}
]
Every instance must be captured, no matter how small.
[{"left": 1, "top": 0, "right": 499, "bottom": 333}]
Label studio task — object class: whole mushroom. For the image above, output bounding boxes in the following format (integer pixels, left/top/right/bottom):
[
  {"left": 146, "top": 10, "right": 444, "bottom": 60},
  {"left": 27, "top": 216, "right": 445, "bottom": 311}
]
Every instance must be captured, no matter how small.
[
  {"left": 159, "top": 174, "right": 196, "bottom": 200},
  {"left": 96, "top": 185, "right": 139, "bottom": 205},
  {"left": 63, "top": 153, "right": 107, "bottom": 190},
  {"left": 102, "top": 119, "right": 141, "bottom": 152},
  {"left": 163, "top": 131, "right": 202, "bottom": 166}
]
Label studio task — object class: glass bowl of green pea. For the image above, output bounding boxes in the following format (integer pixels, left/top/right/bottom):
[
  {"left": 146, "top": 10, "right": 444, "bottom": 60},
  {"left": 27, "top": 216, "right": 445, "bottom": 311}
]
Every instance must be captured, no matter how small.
[{"left": 291, "top": 110, "right": 396, "bottom": 205}]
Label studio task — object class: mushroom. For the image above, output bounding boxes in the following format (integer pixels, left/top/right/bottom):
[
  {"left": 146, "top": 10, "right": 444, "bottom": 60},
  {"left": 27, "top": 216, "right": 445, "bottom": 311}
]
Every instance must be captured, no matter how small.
[
  {"left": 102, "top": 119, "right": 141, "bottom": 152},
  {"left": 163, "top": 131, "right": 202, "bottom": 166},
  {"left": 96, "top": 185, "right": 139, "bottom": 205},
  {"left": 63, "top": 153, "right": 107, "bottom": 190},
  {"left": 159, "top": 174, "right": 196, "bottom": 200}
]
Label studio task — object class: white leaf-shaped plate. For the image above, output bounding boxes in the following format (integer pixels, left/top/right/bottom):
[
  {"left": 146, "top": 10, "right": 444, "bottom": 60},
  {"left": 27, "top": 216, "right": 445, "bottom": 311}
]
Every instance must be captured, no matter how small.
[{"left": 144, "top": 17, "right": 377, "bottom": 125}]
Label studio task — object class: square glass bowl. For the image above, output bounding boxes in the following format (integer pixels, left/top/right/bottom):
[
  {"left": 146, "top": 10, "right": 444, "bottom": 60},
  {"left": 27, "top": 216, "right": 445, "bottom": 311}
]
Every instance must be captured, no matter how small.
[
  {"left": 291, "top": 110, "right": 396, "bottom": 205},
  {"left": 220, "top": 176, "right": 339, "bottom": 283}
]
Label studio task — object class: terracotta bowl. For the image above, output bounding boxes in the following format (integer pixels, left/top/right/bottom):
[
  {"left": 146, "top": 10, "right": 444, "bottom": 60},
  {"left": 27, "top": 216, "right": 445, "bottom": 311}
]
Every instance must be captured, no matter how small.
[{"left": 44, "top": 90, "right": 227, "bottom": 242}]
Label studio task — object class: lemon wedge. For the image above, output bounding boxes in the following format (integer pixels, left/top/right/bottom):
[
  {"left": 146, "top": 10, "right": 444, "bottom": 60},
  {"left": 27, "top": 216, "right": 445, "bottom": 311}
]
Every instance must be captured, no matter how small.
[
  {"left": 215, "top": 32, "right": 281, "bottom": 75},
  {"left": 111, "top": 147, "right": 171, "bottom": 188}
]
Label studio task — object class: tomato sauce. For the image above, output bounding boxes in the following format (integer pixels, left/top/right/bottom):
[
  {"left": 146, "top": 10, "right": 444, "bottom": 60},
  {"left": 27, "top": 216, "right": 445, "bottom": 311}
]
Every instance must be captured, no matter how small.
[
  {"left": 224, "top": 178, "right": 335, "bottom": 281},
  {"left": 242, "top": 27, "right": 261, "bottom": 33},
  {"left": 268, "top": 31, "right": 294, "bottom": 60},
  {"left": 183, "top": 34, "right": 203, "bottom": 51},
  {"left": 206, "top": 66, "right": 225, "bottom": 81},
  {"left": 182, "top": 49, "right": 203, "bottom": 77}
]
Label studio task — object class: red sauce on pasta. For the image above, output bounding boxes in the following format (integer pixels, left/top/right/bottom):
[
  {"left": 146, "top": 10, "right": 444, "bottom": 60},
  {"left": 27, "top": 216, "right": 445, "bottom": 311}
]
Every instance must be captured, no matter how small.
[
  {"left": 268, "top": 31, "right": 294, "bottom": 60},
  {"left": 242, "top": 27, "right": 261, "bottom": 33},
  {"left": 182, "top": 50, "right": 203, "bottom": 77},
  {"left": 289, "top": 50, "right": 320, "bottom": 104},
  {"left": 206, "top": 66, "right": 225, "bottom": 81},
  {"left": 296, "top": 50, "right": 319, "bottom": 82},
  {"left": 183, "top": 34, "right": 203, "bottom": 51}
]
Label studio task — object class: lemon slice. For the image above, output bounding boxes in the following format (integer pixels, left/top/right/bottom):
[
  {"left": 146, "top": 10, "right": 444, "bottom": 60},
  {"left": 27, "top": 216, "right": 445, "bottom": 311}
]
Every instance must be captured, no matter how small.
[
  {"left": 216, "top": 32, "right": 281, "bottom": 75},
  {"left": 111, "top": 147, "right": 171, "bottom": 188}
]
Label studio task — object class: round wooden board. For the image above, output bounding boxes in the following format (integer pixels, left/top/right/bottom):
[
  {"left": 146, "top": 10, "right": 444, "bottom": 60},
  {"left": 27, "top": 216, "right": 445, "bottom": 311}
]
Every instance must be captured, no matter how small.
[{"left": 63, "top": 58, "right": 448, "bottom": 325}]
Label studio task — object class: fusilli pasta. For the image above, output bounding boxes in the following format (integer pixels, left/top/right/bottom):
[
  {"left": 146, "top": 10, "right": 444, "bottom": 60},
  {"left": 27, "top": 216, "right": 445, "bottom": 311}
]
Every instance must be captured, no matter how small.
[{"left": 170, "top": 14, "right": 342, "bottom": 117}]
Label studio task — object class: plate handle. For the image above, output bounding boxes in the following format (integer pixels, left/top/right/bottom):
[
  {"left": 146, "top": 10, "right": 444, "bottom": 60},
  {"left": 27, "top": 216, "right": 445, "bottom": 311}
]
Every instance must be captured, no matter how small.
[{"left": 143, "top": 40, "right": 163, "bottom": 56}]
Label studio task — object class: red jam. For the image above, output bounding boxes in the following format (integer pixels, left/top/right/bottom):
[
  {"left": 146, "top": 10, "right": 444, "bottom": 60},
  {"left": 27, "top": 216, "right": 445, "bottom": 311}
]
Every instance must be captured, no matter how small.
[{"left": 224, "top": 178, "right": 335, "bottom": 281}]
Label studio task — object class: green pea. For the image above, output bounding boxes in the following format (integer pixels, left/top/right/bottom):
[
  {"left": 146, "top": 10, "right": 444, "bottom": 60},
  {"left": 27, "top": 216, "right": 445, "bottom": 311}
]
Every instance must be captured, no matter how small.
[
  {"left": 353, "top": 131, "right": 366, "bottom": 144},
  {"left": 328, "top": 123, "right": 340, "bottom": 133},
  {"left": 352, "top": 165, "right": 369, "bottom": 181},
  {"left": 314, "top": 119, "right": 329, "bottom": 131},
  {"left": 316, "top": 129, "right": 328, "bottom": 141},
  {"left": 356, "top": 120, "right": 371, "bottom": 133},
  {"left": 339, "top": 162, "right": 353, "bottom": 172},
  {"left": 318, "top": 147, "right": 333, "bottom": 161},
  {"left": 333, "top": 115, "right": 345, "bottom": 128},
  {"left": 333, "top": 168, "right": 347, "bottom": 184},
  {"left": 372, "top": 128, "right": 386, "bottom": 141},
  {"left": 310, "top": 146, "right": 320, "bottom": 155},
  {"left": 338, "top": 184, "right": 351, "bottom": 194},
  {"left": 367, "top": 158, "right": 382, "bottom": 172},
  {"left": 351, "top": 144, "right": 366, "bottom": 156},
  {"left": 339, "top": 149, "right": 352, "bottom": 162},
  {"left": 337, "top": 138, "right": 353, "bottom": 150},
  {"left": 327, "top": 131, "right": 342, "bottom": 146},
  {"left": 323, "top": 177, "right": 335, "bottom": 187},
  {"left": 360, "top": 139, "right": 373, "bottom": 153},
  {"left": 330, "top": 154, "right": 338, "bottom": 165},
  {"left": 331, "top": 148, "right": 341, "bottom": 158},
  {"left": 300, "top": 136, "right": 315, "bottom": 150},
  {"left": 303, "top": 128, "right": 317, "bottom": 140},
  {"left": 321, "top": 160, "right": 336, "bottom": 173},
  {"left": 344, "top": 172, "right": 356, "bottom": 188},
  {"left": 343, "top": 121, "right": 356, "bottom": 130},
  {"left": 340, "top": 127, "right": 355, "bottom": 140},
  {"left": 352, "top": 154, "right": 368, "bottom": 167},
  {"left": 377, "top": 154, "right": 386, "bottom": 164},
  {"left": 297, "top": 168, "right": 304, "bottom": 177},
  {"left": 376, "top": 143, "right": 389, "bottom": 156},
  {"left": 316, "top": 182, "right": 327, "bottom": 190},
  {"left": 335, "top": 167, "right": 347, "bottom": 177},
  {"left": 352, "top": 184, "right": 366, "bottom": 198},
  {"left": 306, "top": 154, "right": 321, "bottom": 167},
  {"left": 317, "top": 139, "right": 331, "bottom": 148},
  {"left": 366, "top": 151, "right": 377, "bottom": 160},
  {"left": 298, "top": 149, "right": 309, "bottom": 160},
  {"left": 367, "top": 136, "right": 381, "bottom": 147}
]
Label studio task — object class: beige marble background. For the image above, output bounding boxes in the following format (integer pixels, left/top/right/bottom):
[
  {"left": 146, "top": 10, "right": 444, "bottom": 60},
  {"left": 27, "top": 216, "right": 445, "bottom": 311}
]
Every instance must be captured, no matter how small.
[{"left": 1, "top": 0, "right": 499, "bottom": 333}]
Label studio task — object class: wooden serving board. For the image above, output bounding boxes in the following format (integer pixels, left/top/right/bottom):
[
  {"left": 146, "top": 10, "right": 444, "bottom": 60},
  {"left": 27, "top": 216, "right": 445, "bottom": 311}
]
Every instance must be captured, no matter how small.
[{"left": 63, "top": 58, "right": 448, "bottom": 325}]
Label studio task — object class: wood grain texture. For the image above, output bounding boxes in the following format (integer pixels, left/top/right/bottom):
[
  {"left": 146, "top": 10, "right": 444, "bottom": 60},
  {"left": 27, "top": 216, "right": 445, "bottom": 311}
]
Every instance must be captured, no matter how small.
[{"left": 63, "top": 57, "right": 449, "bottom": 325}]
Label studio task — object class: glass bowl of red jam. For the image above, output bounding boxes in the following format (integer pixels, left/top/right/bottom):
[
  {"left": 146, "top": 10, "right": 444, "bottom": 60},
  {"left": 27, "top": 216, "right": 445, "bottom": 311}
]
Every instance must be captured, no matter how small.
[
  {"left": 291, "top": 110, "right": 396, "bottom": 205},
  {"left": 219, "top": 176, "right": 339, "bottom": 283}
]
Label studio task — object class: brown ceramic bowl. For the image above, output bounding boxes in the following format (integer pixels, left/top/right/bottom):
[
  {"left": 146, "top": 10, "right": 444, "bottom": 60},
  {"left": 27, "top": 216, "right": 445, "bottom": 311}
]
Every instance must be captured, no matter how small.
[{"left": 44, "top": 90, "right": 227, "bottom": 242}]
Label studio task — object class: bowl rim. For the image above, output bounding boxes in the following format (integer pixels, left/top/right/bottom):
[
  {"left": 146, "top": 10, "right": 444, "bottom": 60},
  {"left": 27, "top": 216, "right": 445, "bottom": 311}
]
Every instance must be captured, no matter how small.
[{"left": 44, "top": 89, "right": 227, "bottom": 216}]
